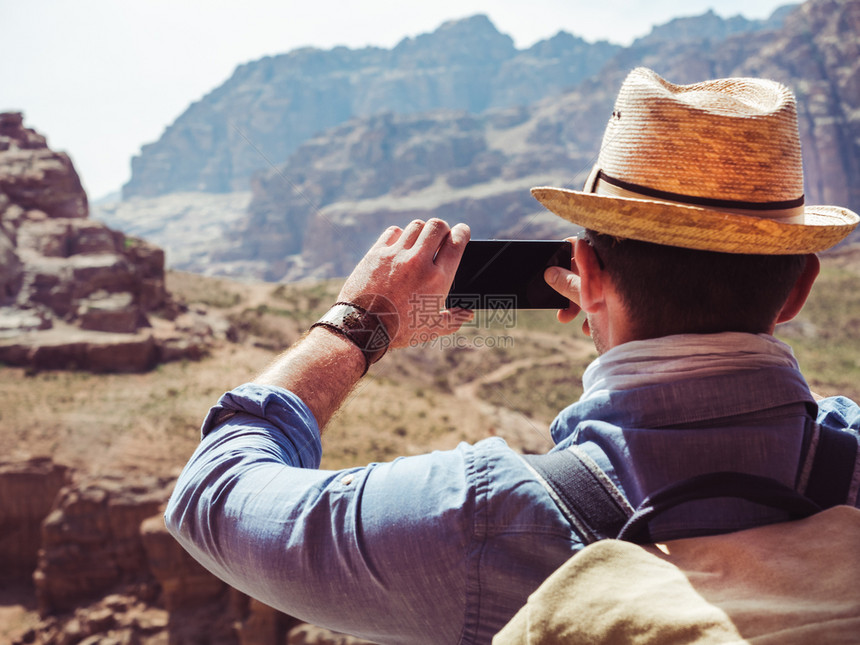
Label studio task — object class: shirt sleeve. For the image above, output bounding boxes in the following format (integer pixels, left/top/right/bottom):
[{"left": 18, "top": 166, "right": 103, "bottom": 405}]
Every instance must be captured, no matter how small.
[
  {"left": 817, "top": 395, "right": 860, "bottom": 434},
  {"left": 164, "top": 383, "right": 477, "bottom": 644}
]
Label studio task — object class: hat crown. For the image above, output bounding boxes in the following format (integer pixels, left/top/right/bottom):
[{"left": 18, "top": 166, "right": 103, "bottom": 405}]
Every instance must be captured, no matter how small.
[{"left": 597, "top": 68, "right": 804, "bottom": 203}]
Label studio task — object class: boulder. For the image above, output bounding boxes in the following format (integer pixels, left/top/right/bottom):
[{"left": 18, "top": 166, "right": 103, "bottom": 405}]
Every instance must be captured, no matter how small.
[
  {"left": 0, "top": 458, "right": 70, "bottom": 577},
  {"left": 0, "top": 113, "right": 220, "bottom": 371},
  {"left": 140, "top": 515, "right": 226, "bottom": 612},
  {"left": 0, "top": 113, "right": 87, "bottom": 219},
  {"left": 34, "top": 475, "right": 172, "bottom": 614}
]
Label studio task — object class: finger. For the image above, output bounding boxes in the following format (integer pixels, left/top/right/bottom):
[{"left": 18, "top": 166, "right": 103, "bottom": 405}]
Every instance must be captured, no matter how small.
[
  {"left": 411, "top": 218, "right": 450, "bottom": 258},
  {"left": 544, "top": 266, "right": 581, "bottom": 307},
  {"left": 375, "top": 225, "right": 403, "bottom": 248},
  {"left": 428, "top": 307, "right": 475, "bottom": 336},
  {"left": 398, "top": 219, "right": 426, "bottom": 249},
  {"left": 445, "top": 307, "right": 475, "bottom": 325},
  {"left": 556, "top": 305, "right": 581, "bottom": 324},
  {"left": 432, "top": 222, "right": 470, "bottom": 272}
]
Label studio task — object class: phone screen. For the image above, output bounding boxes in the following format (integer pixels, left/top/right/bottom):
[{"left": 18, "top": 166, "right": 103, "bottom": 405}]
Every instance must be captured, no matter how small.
[{"left": 446, "top": 240, "right": 571, "bottom": 310}]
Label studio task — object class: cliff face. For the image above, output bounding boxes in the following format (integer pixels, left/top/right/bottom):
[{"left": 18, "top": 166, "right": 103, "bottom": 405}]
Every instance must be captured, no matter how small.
[
  {"left": 734, "top": 0, "right": 860, "bottom": 215},
  {"left": 223, "top": 95, "right": 606, "bottom": 281},
  {"left": 122, "top": 9, "right": 798, "bottom": 201},
  {"left": 0, "top": 113, "right": 227, "bottom": 371},
  {"left": 118, "top": 1, "right": 860, "bottom": 283},
  {"left": 121, "top": 14, "right": 621, "bottom": 198},
  {"left": 2, "top": 459, "right": 374, "bottom": 645}
]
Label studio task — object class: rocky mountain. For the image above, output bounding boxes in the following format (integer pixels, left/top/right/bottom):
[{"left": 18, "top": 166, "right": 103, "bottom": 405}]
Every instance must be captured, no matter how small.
[
  {"left": 123, "top": 8, "right": 802, "bottom": 201},
  {"left": 635, "top": 5, "right": 798, "bottom": 45},
  {"left": 0, "top": 113, "right": 229, "bottom": 371},
  {"left": 114, "top": 5, "right": 817, "bottom": 280},
  {"left": 216, "top": 99, "right": 601, "bottom": 280},
  {"left": 734, "top": 0, "right": 860, "bottom": 213},
  {"left": 227, "top": 0, "right": 860, "bottom": 282},
  {"left": 113, "top": 1, "right": 860, "bottom": 284},
  {"left": 92, "top": 191, "right": 252, "bottom": 276},
  {"left": 121, "top": 14, "right": 622, "bottom": 198}
]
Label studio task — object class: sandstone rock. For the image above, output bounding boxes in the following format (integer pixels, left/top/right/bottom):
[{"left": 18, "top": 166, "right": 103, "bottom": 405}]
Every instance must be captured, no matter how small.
[
  {"left": 0, "top": 458, "right": 70, "bottom": 577},
  {"left": 0, "top": 306, "right": 50, "bottom": 337},
  {"left": 82, "top": 333, "right": 158, "bottom": 372},
  {"left": 139, "top": 515, "right": 226, "bottom": 612},
  {"left": 14, "top": 593, "right": 172, "bottom": 645},
  {"left": 77, "top": 292, "right": 142, "bottom": 334},
  {"left": 35, "top": 475, "right": 172, "bottom": 614},
  {"left": 236, "top": 598, "right": 292, "bottom": 645},
  {"left": 0, "top": 113, "right": 87, "bottom": 219},
  {"left": 0, "top": 113, "right": 217, "bottom": 370},
  {"left": 0, "top": 228, "right": 23, "bottom": 299},
  {"left": 0, "top": 326, "right": 159, "bottom": 372}
]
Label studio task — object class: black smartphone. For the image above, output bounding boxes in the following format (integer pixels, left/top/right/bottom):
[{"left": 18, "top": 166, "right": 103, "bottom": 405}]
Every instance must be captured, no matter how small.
[{"left": 446, "top": 240, "right": 571, "bottom": 310}]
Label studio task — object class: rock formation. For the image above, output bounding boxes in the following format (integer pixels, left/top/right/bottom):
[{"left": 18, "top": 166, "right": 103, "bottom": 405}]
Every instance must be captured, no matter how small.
[
  {"left": 733, "top": 0, "right": 860, "bottom": 218},
  {"left": 121, "top": 14, "right": 622, "bottom": 198},
  {"left": 0, "top": 458, "right": 70, "bottom": 577},
  {"left": 0, "top": 113, "right": 229, "bottom": 371},
  {"left": 207, "top": 0, "right": 860, "bottom": 282},
  {"left": 121, "top": 9, "right": 795, "bottom": 202},
  {"left": 90, "top": 191, "right": 252, "bottom": 276},
  {"left": 2, "top": 460, "right": 375, "bottom": 645},
  {"left": 117, "top": 3, "right": 860, "bottom": 282}
]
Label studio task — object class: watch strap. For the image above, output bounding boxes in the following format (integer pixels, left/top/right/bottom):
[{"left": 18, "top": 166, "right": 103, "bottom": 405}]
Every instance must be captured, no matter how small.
[{"left": 310, "top": 302, "right": 391, "bottom": 375}]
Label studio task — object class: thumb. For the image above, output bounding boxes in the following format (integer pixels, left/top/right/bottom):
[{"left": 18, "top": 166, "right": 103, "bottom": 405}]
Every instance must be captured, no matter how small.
[
  {"left": 545, "top": 267, "right": 581, "bottom": 305},
  {"left": 546, "top": 266, "right": 582, "bottom": 325}
]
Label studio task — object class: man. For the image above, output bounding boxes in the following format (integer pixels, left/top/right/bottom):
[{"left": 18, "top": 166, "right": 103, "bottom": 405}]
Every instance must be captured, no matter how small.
[{"left": 165, "top": 68, "right": 860, "bottom": 644}]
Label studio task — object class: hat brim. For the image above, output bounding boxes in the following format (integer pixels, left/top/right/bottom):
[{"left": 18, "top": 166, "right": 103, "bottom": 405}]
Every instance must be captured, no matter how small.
[{"left": 531, "top": 187, "right": 860, "bottom": 255}]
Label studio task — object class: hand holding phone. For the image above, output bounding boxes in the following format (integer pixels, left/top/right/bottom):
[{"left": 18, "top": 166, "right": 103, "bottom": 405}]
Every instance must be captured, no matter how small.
[{"left": 446, "top": 240, "right": 572, "bottom": 310}]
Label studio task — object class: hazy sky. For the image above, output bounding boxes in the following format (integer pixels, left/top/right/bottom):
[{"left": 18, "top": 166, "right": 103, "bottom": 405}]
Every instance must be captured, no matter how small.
[{"left": 1, "top": 0, "right": 792, "bottom": 200}]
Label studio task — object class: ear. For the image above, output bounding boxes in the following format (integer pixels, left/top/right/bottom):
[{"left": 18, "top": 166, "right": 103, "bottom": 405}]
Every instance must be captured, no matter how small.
[
  {"left": 775, "top": 254, "right": 820, "bottom": 324},
  {"left": 574, "top": 238, "right": 608, "bottom": 314}
]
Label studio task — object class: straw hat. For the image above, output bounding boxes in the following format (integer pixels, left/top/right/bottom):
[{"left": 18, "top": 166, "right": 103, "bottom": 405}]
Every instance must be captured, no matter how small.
[{"left": 531, "top": 67, "right": 859, "bottom": 254}]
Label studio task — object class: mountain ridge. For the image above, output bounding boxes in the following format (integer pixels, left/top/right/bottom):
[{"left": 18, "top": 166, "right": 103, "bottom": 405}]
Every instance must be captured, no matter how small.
[{"left": 102, "top": 2, "right": 860, "bottom": 285}]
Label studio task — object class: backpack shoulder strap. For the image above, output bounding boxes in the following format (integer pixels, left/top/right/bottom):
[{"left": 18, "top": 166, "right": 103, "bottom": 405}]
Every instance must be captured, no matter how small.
[
  {"left": 520, "top": 447, "right": 633, "bottom": 543},
  {"left": 803, "top": 424, "right": 860, "bottom": 507},
  {"left": 523, "top": 424, "right": 859, "bottom": 544}
]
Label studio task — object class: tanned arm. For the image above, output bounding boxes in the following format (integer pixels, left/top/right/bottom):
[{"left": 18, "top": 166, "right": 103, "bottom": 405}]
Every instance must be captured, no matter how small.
[{"left": 253, "top": 218, "right": 471, "bottom": 431}]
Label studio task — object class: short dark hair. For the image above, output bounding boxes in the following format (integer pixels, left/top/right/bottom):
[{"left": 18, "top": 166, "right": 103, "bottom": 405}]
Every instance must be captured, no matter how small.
[{"left": 585, "top": 230, "right": 808, "bottom": 339}]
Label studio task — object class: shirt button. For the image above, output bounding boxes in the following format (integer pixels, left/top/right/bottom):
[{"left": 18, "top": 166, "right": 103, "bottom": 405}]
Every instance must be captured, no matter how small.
[{"left": 340, "top": 473, "right": 355, "bottom": 486}]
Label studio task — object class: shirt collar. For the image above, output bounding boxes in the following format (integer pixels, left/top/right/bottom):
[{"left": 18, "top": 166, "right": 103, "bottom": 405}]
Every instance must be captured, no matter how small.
[{"left": 551, "top": 364, "right": 816, "bottom": 445}]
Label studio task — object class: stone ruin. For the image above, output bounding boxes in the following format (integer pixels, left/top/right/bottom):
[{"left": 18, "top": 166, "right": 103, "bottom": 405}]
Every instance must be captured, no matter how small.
[{"left": 0, "top": 112, "right": 225, "bottom": 372}]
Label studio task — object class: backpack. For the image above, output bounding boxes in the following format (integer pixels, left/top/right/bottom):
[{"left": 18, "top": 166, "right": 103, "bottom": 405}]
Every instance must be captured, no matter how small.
[{"left": 494, "top": 425, "right": 860, "bottom": 644}]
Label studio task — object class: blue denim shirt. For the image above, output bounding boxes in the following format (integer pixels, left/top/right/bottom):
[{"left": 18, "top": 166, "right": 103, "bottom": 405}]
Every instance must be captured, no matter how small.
[{"left": 165, "top": 364, "right": 860, "bottom": 644}]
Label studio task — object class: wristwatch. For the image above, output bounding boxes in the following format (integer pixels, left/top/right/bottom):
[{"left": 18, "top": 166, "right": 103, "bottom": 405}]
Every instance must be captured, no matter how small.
[{"left": 310, "top": 302, "right": 391, "bottom": 375}]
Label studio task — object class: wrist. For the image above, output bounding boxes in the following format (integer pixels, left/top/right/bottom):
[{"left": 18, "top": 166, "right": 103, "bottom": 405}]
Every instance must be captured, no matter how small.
[{"left": 310, "top": 302, "right": 391, "bottom": 375}]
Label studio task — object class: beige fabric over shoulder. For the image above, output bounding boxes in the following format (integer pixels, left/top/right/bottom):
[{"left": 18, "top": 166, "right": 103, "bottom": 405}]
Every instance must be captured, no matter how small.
[{"left": 494, "top": 506, "right": 860, "bottom": 644}]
